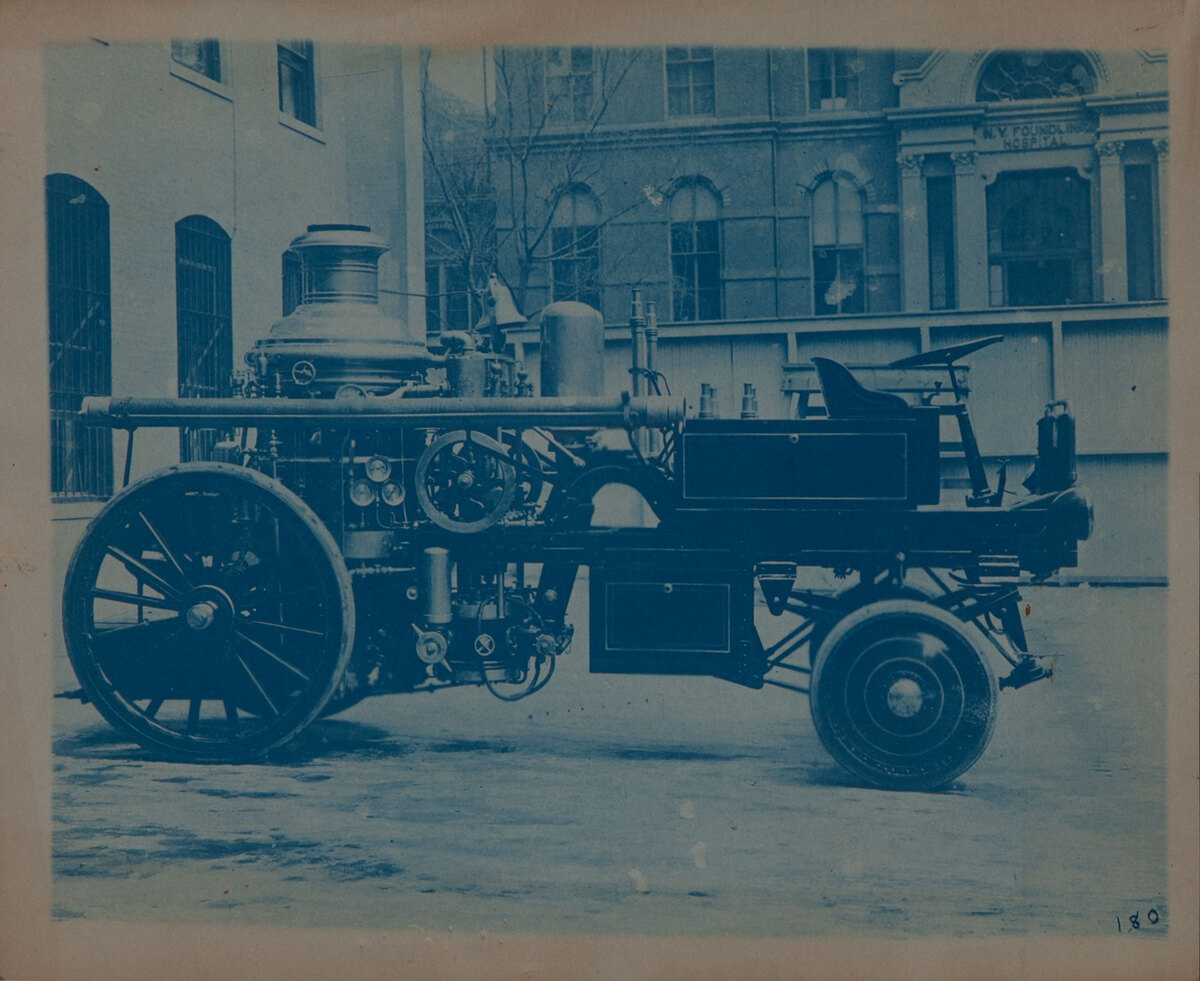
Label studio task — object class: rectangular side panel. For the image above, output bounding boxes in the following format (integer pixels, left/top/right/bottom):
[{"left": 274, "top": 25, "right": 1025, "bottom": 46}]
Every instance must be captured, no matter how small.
[
  {"left": 605, "top": 582, "right": 732, "bottom": 654},
  {"left": 677, "top": 417, "right": 940, "bottom": 507},
  {"left": 589, "top": 561, "right": 748, "bottom": 676},
  {"left": 683, "top": 430, "right": 910, "bottom": 502}
]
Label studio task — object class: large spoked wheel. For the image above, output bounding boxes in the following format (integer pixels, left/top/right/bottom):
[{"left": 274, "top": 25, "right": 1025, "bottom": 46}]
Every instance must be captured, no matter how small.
[
  {"left": 62, "top": 463, "right": 354, "bottom": 763},
  {"left": 809, "top": 599, "right": 998, "bottom": 792},
  {"left": 415, "top": 430, "right": 516, "bottom": 533}
]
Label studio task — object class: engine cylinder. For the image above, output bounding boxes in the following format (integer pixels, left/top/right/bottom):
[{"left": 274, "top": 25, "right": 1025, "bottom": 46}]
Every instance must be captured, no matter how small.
[
  {"left": 539, "top": 301, "right": 605, "bottom": 398},
  {"left": 420, "top": 547, "right": 453, "bottom": 625}
]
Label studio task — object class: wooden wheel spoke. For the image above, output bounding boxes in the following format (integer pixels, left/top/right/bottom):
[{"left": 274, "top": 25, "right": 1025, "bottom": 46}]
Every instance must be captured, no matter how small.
[
  {"left": 185, "top": 698, "right": 202, "bottom": 734},
  {"left": 91, "top": 587, "right": 178, "bottom": 611},
  {"left": 105, "top": 545, "right": 185, "bottom": 600},
  {"left": 144, "top": 698, "right": 164, "bottom": 720},
  {"left": 223, "top": 699, "right": 241, "bottom": 734},
  {"left": 234, "top": 653, "right": 280, "bottom": 716},
  {"left": 242, "top": 584, "right": 320, "bottom": 607},
  {"left": 137, "top": 511, "right": 191, "bottom": 585},
  {"left": 89, "top": 616, "right": 183, "bottom": 650},
  {"left": 240, "top": 618, "right": 325, "bottom": 639},
  {"left": 234, "top": 631, "right": 311, "bottom": 681}
]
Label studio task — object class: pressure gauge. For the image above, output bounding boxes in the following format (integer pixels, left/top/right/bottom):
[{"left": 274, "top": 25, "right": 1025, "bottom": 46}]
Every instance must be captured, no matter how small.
[
  {"left": 380, "top": 481, "right": 406, "bottom": 507},
  {"left": 349, "top": 479, "right": 377, "bottom": 507},
  {"left": 365, "top": 455, "right": 392, "bottom": 483}
]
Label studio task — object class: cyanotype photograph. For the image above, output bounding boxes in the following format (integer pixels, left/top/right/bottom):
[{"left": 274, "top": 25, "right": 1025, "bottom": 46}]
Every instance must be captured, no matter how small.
[{"left": 1, "top": 2, "right": 1197, "bottom": 979}]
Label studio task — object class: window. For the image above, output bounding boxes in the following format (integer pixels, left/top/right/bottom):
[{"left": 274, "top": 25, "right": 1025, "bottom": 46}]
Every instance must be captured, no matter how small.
[
  {"left": 171, "top": 39, "right": 221, "bottom": 82},
  {"left": 425, "top": 261, "right": 475, "bottom": 335},
  {"left": 278, "top": 40, "right": 316, "bottom": 127},
  {"left": 986, "top": 169, "right": 1092, "bottom": 307},
  {"left": 1124, "top": 162, "right": 1160, "bottom": 301},
  {"left": 550, "top": 190, "right": 602, "bottom": 309},
  {"left": 176, "top": 216, "right": 233, "bottom": 462},
  {"left": 46, "top": 175, "right": 113, "bottom": 500},
  {"left": 545, "top": 47, "right": 594, "bottom": 123},
  {"left": 812, "top": 176, "right": 865, "bottom": 315},
  {"left": 976, "top": 50, "right": 1096, "bottom": 102},
  {"left": 666, "top": 47, "right": 715, "bottom": 117},
  {"left": 926, "top": 175, "right": 957, "bottom": 309},
  {"left": 669, "top": 181, "right": 722, "bottom": 321},
  {"left": 808, "top": 48, "right": 860, "bottom": 111}
]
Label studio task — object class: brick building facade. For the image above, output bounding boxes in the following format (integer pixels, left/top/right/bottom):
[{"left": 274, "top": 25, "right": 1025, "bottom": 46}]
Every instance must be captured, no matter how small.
[{"left": 478, "top": 47, "right": 1168, "bottom": 580}]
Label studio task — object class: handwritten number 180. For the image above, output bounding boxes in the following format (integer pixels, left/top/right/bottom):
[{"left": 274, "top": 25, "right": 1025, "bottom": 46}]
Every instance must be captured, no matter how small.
[{"left": 1116, "top": 908, "right": 1160, "bottom": 932}]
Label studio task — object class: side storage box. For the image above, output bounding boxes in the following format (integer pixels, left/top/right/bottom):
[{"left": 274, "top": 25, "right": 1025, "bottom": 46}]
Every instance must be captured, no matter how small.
[
  {"left": 678, "top": 413, "right": 940, "bottom": 509},
  {"left": 588, "top": 554, "right": 754, "bottom": 677}
]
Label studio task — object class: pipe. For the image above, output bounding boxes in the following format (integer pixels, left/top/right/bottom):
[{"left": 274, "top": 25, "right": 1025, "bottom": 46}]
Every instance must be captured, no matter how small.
[
  {"left": 82, "top": 394, "right": 687, "bottom": 430},
  {"left": 629, "top": 288, "right": 645, "bottom": 398},
  {"left": 643, "top": 302, "right": 662, "bottom": 455},
  {"left": 644, "top": 301, "right": 658, "bottom": 383}
]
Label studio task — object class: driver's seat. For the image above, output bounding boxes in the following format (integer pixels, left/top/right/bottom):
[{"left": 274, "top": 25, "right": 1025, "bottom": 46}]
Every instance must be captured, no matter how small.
[{"left": 811, "top": 357, "right": 910, "bottom": 418}]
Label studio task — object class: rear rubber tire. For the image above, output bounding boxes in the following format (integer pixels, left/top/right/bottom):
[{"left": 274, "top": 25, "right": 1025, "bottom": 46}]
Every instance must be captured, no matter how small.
[{"left": 809, "top": 599, "right": 998, "bottom": 791}]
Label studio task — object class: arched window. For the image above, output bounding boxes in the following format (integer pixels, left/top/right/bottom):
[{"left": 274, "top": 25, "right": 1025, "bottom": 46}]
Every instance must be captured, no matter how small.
[
  {"left": 176, "top": 215, "right": 232, "bottom": 461},
  {"left": 46, "top": 174, "right": 112, "bottom": 499},
  {"left": 812, "top": 175, "right": 865, "bottom": 315},
  {"left": 551, "top": 187, "right": 602, "bottom": 309},
  {"left": 976, "top": 50, "right": 1096, "bottom": 102},
  {"left": 985, "top": 169, "right": 1092, "bottom": 306},
  {"left": 669, "top": 181, "right": 722, "bottom": 321}
]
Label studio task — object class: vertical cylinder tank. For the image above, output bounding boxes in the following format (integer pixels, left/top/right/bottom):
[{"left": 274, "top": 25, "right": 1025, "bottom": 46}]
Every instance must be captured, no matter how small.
[
  {"left": 539, "top": 301, "right": 605, "bottom": 397},
  {"left": 420, "top": 547, "right": 453, "bottom": 625}
]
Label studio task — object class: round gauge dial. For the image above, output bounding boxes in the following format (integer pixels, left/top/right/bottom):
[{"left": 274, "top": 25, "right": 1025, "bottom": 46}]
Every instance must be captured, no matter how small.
[
  {"left": 349, "top": 479, "right": 378, "bottom": 507},
  {"left": 380, "top": 481, "right": 406, "bottom": 507},
  {"left": 365, "top": 455, "right": 392, "bottom": 483}
]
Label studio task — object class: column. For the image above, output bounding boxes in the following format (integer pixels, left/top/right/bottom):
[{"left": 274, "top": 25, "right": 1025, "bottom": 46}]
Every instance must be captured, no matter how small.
[
  {"left": 951, "top": 151, "right": 989, "bottom": 310},
  {"left": 1153, "top": 137, "right": 1169, "bottom": 297},
  {"left": 897, "top": 153, "right": 929, "bottom": 311},
  {"left": 1095, "top": 139, "right": 1127, "bottom": 304}
]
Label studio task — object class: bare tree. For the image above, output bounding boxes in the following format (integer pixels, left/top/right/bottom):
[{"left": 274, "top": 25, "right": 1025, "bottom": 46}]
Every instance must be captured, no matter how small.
[
  {"left": 422, "top": 46, "right": 670, "bottom": 323},
  {"left": 420, "top": 52, "right": 496, "bottom": 332}
]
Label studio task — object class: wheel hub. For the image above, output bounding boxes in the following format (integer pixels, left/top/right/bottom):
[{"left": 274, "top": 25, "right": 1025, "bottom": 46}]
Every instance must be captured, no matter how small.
[
  {"left": 181, "top": 585, "right": 235, "bottom": 638},
  {"left": 860, "top": 643, "right": 947, "bottom": 739},
  {"left": 886, "top": 677, "right": 924, "bottom": 718},
  {"left": 185, "top": 600, "right": 219, "bottom": 631}
]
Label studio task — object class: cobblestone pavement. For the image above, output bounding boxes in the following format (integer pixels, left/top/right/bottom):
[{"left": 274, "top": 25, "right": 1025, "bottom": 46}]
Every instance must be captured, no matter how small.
[{"left": 51, "top": 572, "right": 1169, "bottom": 939}]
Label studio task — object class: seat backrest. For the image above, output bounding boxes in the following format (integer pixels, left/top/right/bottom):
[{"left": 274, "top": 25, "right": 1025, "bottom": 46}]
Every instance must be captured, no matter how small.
[{"left": 811, "top": 357, "right": 911, "bottom": 418}]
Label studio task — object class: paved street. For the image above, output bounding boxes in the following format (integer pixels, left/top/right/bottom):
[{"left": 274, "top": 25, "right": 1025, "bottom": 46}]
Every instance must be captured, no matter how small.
[{"left": 50, "top": 535, "right": 1169, "bottom": 939}]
